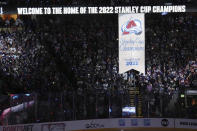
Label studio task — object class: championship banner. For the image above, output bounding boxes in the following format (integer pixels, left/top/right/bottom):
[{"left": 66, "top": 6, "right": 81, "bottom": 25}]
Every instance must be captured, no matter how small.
[{"left": 119, "top": 13, "right": 145, "bottom": 75}]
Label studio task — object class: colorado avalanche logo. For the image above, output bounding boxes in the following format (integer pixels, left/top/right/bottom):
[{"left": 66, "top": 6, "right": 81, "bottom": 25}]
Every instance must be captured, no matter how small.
[{"left": 121, "top": 18, "right": 142, "bottom": 35}]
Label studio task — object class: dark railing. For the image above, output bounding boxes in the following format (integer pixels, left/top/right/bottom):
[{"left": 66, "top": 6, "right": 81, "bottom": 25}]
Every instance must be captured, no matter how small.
[{"left": 1, "top": 85, "right": 196, "bottom": 125}]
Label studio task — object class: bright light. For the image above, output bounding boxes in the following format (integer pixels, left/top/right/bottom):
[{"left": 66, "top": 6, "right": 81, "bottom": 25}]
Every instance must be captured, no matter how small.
[
  {"left": 161, "top": 12, "right": 168, "bottom": 15},
  {"left": 12, "top": 95, "right": 18, "bottom": 99},
  {"left": 25, "top": 94, "right": 30, "bottom": 96},
  {"left": 122, "top": 107, "right": 136, "bottom": 113}
]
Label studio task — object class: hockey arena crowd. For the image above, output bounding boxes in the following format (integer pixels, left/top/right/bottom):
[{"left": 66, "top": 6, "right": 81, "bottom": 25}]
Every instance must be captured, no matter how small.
[{"left": 0, "top": 12, "right": 196, "bottom": 125}]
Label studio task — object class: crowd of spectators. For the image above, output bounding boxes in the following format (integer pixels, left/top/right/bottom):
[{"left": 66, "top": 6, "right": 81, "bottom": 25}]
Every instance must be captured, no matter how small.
[
  {"left": 0, "top": 13, "right": 196, "bottom": 125},
  {"left": 139, "top": 13, "right": 197, "bottom": 117}
]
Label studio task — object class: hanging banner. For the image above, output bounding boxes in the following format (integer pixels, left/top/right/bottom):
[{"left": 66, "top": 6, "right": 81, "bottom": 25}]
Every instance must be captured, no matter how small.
[{"left": 119, "top": 13, "right": 145, "bottom": 75}]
